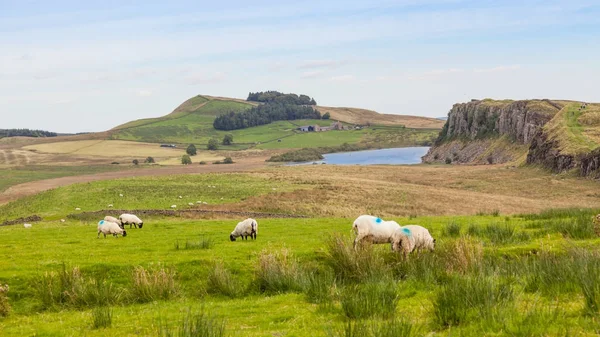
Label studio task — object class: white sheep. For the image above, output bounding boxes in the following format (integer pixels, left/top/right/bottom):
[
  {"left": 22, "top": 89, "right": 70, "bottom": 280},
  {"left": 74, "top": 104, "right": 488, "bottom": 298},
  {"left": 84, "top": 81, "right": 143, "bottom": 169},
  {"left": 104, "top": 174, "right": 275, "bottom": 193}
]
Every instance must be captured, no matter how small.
[
  {"left": 75, "top": 207, "right": 81, "bottom": 211},
  {"left": 391, "top": 225, "right": 435, "bottom": 256},
  {"left": 171, "top": 205, "right": 177, "bottom": 208},
  {"left": 104, "top": 216, "right": 121, "bottom": 226},
  {"left": 196, "top": 201, "right": 202, "bottom": 204},
  {"left": 188, "top": 202, "right": 194, "bottom": 206},
  {"left": 97, "top": 220, "right": 127, "bottom": 238},
  {"left": 352, "top": 215, "right": 401, "bottom": 249},
  {"left": 23, "top": 223, "right": 32, "bottom": 228},
  {"left": 119, "top": 194, "right": 123, "bottom": 197},
  {"left": 60, "top": 219, "right": 65, "bottom": 223},
  {"left": 108, "top": 204, "right": 113, "bottom": 208},
  {"left": 178, "top": 195, "right": 182, "bottom": 199},
  {"left": 119, "top": 213, "right": 144, "bottom": 229},
  {"left": 230, "top": 218, "right": 258, "bottom": 241}
]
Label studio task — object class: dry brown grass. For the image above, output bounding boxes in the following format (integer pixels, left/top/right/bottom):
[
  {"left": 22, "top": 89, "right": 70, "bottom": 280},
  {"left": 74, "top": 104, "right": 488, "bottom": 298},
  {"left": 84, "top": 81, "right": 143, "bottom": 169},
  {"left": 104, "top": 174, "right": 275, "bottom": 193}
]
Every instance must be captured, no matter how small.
[
  {"left": 206, "top": 164, "right": 600, "bottom": 217},
  {"left": 317, "top": 106, "right": 444, "bottom": 129},
  {"left": 443, "top": 237, "right": 483, "bottom": 274}
]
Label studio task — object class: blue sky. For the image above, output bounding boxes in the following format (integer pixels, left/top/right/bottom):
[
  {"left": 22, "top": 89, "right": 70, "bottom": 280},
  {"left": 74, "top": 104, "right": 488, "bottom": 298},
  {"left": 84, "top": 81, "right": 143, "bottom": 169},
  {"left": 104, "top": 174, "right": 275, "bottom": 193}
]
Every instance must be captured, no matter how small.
[{"left": 1, "top": 0, "right": 599, "bottom": 132}]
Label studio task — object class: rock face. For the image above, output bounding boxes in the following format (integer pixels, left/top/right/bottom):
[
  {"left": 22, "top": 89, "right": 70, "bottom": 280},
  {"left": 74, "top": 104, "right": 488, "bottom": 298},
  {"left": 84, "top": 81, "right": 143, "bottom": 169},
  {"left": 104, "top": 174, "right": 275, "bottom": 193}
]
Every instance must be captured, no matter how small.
[
  {"left": 424, "top": 99, "right": 559, "bottom": 164},
  {"left": 525, "top": 131, "right": 575, "bottom": 173}
]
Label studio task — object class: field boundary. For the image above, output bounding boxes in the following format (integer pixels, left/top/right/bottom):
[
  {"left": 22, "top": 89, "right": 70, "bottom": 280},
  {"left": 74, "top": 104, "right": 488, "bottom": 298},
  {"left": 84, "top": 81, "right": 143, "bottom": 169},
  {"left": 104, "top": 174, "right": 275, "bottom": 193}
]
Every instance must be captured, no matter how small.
[{"left": 67, "top": 209, "right": 309, "bottom": 220}]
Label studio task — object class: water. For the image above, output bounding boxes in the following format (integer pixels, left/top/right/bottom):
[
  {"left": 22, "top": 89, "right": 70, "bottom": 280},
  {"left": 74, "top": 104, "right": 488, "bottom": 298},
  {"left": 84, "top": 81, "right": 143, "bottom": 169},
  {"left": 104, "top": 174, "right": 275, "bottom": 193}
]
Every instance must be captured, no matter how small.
[{"left": 291, "top": 147, "right": 430, "bottom": 165}]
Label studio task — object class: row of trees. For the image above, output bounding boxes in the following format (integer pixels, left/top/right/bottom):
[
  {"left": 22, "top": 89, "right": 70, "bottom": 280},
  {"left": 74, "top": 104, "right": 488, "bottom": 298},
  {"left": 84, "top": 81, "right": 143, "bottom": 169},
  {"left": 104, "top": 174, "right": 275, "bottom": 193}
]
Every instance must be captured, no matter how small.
[
  {"left": 247, "top": 91, "right": 317, "bottom": 105},
  {"left": 186, "top": 134, "right": 233, "bottom": 155},
  {"left": 213, "top": 103, "right": 321, "bottom": 131},
  {"left": 0, "top": 129, "right": 57, "bottom": 138}
]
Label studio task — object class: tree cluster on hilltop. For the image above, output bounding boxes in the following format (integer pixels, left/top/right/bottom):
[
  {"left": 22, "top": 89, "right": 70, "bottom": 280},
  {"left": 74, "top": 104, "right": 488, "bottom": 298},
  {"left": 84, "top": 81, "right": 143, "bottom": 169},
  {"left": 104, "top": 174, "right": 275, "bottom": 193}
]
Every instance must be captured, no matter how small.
[
  {"left": 213, "top": 102, "right": 321, "bottom": 131},
  {"left": 0, "top": 129, "right": 58, "bottom": 138},
  {"left": 247, "top": 91, "right": 317, "bottom": 105}
]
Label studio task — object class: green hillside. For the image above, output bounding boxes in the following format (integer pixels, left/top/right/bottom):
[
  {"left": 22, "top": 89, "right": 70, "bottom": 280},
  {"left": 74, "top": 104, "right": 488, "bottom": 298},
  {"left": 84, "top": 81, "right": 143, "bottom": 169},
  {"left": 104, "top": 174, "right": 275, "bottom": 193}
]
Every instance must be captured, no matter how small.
[{"left": 110, "top": 95, "right": 439, "bottom": 149}]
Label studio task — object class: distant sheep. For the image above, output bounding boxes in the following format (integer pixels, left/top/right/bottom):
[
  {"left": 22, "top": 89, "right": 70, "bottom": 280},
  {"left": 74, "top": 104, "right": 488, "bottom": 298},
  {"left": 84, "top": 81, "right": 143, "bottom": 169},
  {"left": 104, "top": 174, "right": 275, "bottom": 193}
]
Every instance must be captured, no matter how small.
[
  {"left": 23, "top": 223, "right": 32, "bottom": 228},
  {"left": 108, "top": 204, "right": 113, "bottom": 208},
  {"left": 178, "top": 196, "right": 182, "bottom": 199},
  {"left": 171, "top": 205, "right": 177, "bottom": 208},
  {"left": 119, "top": 194, "right": 123, "bottom": 197},
  {"left": 60, "top": 219, "right": 65, "bottom": 223},
  {"left": 97, "top": 220, "right": 127, "bottom": 238},
  {"left": 104, "top": 216, "right": 121, "bottom": 226},
  {"left": 119, "top": 213, "right": 144, "bottom": 229},
  {"left": 75, "top": 207, "right": 81, "bottom": 211},
  {"left": 230, "top": 218, "right": 258, "bottom": 241},
  {"left": 188, "top": 202, "right": 194, "bottom": 206},
  {"left": 391, "top": 225, "right": 435, "bottom": 256},
  {"left": 352, "top": 215, "right": 401, "bottom": 249}
]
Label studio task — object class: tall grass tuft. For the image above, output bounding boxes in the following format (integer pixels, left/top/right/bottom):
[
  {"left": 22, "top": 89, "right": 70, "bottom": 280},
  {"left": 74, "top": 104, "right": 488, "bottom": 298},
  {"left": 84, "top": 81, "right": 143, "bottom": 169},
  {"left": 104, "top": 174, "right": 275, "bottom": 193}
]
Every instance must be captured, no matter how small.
[
  {"left": 303, "top": 270, "right": 335, "bottom": 308},
  {"left": 484, "top": 223, "right": 530, "bottom": 244},
  {"left": 33, "top": 264, "right": 123, "bottom": 309},
  {"left": 206, "top": 262, "right": 241, "bottom": 298},
  {"left": 433, "top": 275, "right": 514, "bottom": 327},
  {"left": 328, "top": 319, "right": 418, "bottom": 337},
  {"left": 340, "top": 280, "right": 398, "bottom": 319},
  {"left": 255, "top": 248, "right": 304, "bottom": 293},
  {"left": 130, "top": 265, "right": 178, "bottom": 303},
  {"left": 442, "top": 237, "right": 483, "bottom": 274},
  {"left": 91, "top": 306, "right": 112, "bottom": 329},
  {"left": 160, "top": 310, "right": 226, "bottom": 337},
  {"left": 324, "top": 234, "right": 389, "bottom": 283},
  {"left": 174, "top": 236, "right": 214, "bottom": 250},
  {"left": 0, "top": 284, "right": 10, "bottom": 317},
  {"left": 545, "top": 215, "right": 596, "bottom": 239},
  {"left": 389, "top": 250, "right": 447, "bottom": 286},
  {"left": 523, "top": 252, "right": 579, "bottom": 295},
  {"left": 444, "top": 221, "right": 461, "bottom": 238},
  {"left": 327, "top": 320, "right": 369, "bottom": 337},
  {"left": 571, "top": 249, "right": 600, "bottom": 315}
]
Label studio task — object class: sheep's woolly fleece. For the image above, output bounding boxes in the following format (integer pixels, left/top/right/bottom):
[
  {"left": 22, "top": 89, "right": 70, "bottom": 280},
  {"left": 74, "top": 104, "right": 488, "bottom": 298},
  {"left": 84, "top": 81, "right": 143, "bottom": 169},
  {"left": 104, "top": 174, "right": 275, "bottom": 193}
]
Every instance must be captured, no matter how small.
[{"left": 400, "top": 228, "right": 412, "bottom": 236}]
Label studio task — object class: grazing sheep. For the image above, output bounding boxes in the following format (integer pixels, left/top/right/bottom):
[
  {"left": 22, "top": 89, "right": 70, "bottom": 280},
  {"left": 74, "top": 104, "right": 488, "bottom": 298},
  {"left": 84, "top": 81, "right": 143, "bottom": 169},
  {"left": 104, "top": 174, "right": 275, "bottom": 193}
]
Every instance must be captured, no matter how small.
[
  {"left": 108, "top": 204, "right": 113, "bottom": 208},
  {"left": 391, "top": 225, "right": 435, "bottom": 255},
  {"left": 75, "top": 207, "right": 81, "bottom": 211},
  {"left": 60, "top": 219, "right": 65, "bottom": 223},
  {"left": 23, "top": 223, "right": 32, "bottom": 228},
  {"left": 352, "top": 215, "right": 401, "bottom": 249},
  {"left": 104, "top": 216, "right": 121, "bottom": 227},
  {"left": 178, "top": 195, "right": 182, "bottom": 199},
  {"left": 97, "top": 220, "right": 126, "bottom": 238},
  {"left": 119, "top": 194, "right": 123, "bottom": 197},
  {"left": 230, "top": 218, "right": 258, "bottom": 241},
  {"left": 119, "top": 213, "right": 144, "bottom": 229},
  {"left": 171, "top": 205, "right": 177, "bottom": 208},
  {"left": 188, "top": 202, "right": 194, "bottom": 206},
  {"left": 196, "top": 201, "right": 202, "bottom": 204}
]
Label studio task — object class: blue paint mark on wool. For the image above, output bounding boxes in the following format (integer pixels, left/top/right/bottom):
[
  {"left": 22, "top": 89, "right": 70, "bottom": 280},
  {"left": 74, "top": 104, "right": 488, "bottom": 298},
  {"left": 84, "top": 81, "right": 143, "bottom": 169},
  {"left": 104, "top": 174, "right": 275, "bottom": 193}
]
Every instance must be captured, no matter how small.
[
  {"left": 401, "top": 228, "right": 412, "bottom": 236},
  {"left": 98, "top": 220, "right": 105, "bottom": 226},
  {"left": 375, "top": 217, "right": 383, "bottom": 224}
]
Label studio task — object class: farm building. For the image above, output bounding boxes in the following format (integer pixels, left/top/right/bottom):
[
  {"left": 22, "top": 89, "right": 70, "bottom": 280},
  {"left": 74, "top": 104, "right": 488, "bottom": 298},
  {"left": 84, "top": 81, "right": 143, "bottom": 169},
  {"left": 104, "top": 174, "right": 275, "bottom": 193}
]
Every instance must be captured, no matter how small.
[{"left": 297, "top": 122, "right": 344, "bottom": 132}]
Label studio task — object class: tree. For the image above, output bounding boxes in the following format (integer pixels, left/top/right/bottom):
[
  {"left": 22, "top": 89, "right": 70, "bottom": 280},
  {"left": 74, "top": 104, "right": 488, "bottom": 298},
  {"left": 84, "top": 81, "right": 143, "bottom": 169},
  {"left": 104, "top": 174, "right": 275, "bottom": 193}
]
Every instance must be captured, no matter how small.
[
  {"left": 207, "top": 139, "right": 218, "bottom": 151},
  {"left": 186, "top": 144, "right": 197, "bottom": 156},
  {"left": 182, "top": 154, "right": 192, "bottom": 165},
  {"left": 144, "top": 156, "right": 155, "bottom": 163},
  {"left": 223, "top": 157, "right": 233, "bottom": 164},
  {"left": 322, "top": 112, "right": 331, "bottom": 120},
  {"left": 222, "top": 134, "right": 233, "bottom": 145},
  {"left": 132, "top": 159, "right": 139, "bottom": 165}
]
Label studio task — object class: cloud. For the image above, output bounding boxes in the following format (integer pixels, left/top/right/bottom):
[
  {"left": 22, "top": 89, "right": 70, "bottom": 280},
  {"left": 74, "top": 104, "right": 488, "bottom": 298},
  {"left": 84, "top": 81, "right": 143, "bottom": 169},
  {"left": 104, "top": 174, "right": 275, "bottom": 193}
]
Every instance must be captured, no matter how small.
[
  {"left": 300, "top": 70, "right": 327, "bottom": 79},
  {"left": 184, "top": 71, "right": 226, "bottom": 85},
  {"left": 298, "top": 59, "right": 342, "bottom": 69},
  {"left": 136, "top": 89, "right": 153, "bottom": 97},
  {"left": 474, "top": 65, "right": 521, "bottom": 73},
  {"left": 329, "top": 75, "right": 355, "bottom": 82}
]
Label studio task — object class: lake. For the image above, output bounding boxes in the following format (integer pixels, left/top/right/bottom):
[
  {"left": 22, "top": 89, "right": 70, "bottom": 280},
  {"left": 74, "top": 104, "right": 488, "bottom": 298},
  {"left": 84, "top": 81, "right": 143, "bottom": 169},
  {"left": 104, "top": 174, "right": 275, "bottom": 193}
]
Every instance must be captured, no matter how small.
[{"left": 292, "top": 147, "right": 430, "bottom": 165}]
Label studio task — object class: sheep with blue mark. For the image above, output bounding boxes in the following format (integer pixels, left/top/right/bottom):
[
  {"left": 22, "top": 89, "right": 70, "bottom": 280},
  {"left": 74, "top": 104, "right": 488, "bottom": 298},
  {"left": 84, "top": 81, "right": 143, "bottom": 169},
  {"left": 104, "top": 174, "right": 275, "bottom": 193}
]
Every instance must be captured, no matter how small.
[
  {"left": 391, "top": 225, "right": 436, "bottom": 257},
  {"left": 352, "top": 215, "right": 401, "bottom": 249},
  {"left": 97, "top": 220, "right": 127, "bottom": 238}
]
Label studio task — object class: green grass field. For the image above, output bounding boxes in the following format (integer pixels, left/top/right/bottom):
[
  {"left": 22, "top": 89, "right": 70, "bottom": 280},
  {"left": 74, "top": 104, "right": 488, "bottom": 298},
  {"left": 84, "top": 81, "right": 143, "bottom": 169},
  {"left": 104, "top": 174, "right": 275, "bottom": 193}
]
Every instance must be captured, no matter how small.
[{"left": 2, "top": 171, "right": 600, "bottom": 336}]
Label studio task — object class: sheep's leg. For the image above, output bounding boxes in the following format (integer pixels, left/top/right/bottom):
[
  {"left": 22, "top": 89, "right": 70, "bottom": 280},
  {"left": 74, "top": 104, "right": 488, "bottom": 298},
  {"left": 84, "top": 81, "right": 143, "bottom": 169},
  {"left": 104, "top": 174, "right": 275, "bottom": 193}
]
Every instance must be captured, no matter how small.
[
  {"left": 103, "top": 233, "right": 107, "bottom": 238},
  {"left": 97, "top": 231, "right": 101, "bottom": 239}
]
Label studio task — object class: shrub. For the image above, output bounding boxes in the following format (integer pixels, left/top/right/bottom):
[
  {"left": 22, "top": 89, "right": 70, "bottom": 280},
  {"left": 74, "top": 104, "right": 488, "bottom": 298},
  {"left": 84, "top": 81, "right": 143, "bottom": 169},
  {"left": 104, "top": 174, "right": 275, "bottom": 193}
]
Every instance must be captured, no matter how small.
[
  {"left": 222, "top": 134, "right": 233, "bottom": 145},
  {"left": 444, "top": 221, "right": 461, "bottom": 238},
  {"left": 445, "top": 158, "right": 452, "bottom": 164},
  {"left": 433, "top": 275, "right": 514, "bottom": 327},
  {"left": 207, "top": 139, "right": 218, "bottom": 151},
  {"left": 207, "top": 263, "right": 241, "bottom": 298},
  {"left": 130, "top": 265, "right": 178, "bottom": 303},
  {"left": 144, "top": 156, "right": 155, "bottom": 163},
  {"left": 111, "top": 162, "right": 119, "bottom": 165},
  {"left": 255, "top": 249, "right": 304, "bottom": 293},
  {"left": 340, "top": 280, "right": 398, "bottom": 319},
  {"left": 91, "top": 306, "right": 112, "bottom": 329},
  {"left": 322, "top": 112, "right": 331, "bottom": 120},
  {"left": 267, "top": 148, "right": 324, "bottom": 162},
  {"left": 223, "top": 157, "right": 233, "bottom": 164},
  {"left": 487, "top": 155, "right": 494, "bottom": 164},
  {"left": 324, "top": 234, "right": 389, "bottom": 283},
  {"left": 159, "top": 310, "right": 225, "bottom": 337},
  {"left": 181, "top": 155, "right": 192, "bottom": 165},
  {"left": 186, "top": 144, "right": 197, "bottom": 156},
  {"left": 0, "top": 284, "right": 10, "bottom": 317},
  {"left": 132, "top": 159, "right": 139, "bottom": 165},
  {"left": 199, "top": 161, "right": 207, "bottom": 165}
]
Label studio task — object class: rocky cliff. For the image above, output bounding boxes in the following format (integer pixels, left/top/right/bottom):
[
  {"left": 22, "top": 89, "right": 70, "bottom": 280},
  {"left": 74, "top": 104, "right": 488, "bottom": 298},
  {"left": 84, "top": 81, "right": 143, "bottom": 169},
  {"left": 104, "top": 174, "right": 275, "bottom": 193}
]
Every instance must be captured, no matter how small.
[{"left": 423, "top": 99, "right": 560, "bottom": 164}]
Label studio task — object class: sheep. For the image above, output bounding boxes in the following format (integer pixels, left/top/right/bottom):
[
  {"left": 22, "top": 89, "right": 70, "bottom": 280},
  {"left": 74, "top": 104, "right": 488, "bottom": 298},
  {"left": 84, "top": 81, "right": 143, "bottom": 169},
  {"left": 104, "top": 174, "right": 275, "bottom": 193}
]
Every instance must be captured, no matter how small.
[
  {"left": 97, "top": 220, "right": 126, "bottom": 238},
  {"left": 188, "top": 202, "right": 194, "bottom": 206},
  {"left": 23, "top": 223, "right": 32, "bottom": 228},
  {"left": 119, "top": 194, "right": 123, "bottom": 197},
  {"left": 352, "top": 215, "right": 401, "bottom": 249},
  {"left": 171, "top": 205, "right": 177, "bottom": 208},
  {"left": 104, "top": 216, "right": 121, "bottom": 227},
  {"left": 75, "top": 207, "right": 81, "bottom": 211},
  {"left": 391, "top": 225, "right": 435, "bottom": 256},
  {"left": 60, "top": 219, "right": 65, "bottom": 223},
  {"left": 108, "top": 204, "right": 113, "bottom": 208},
  {"left": 196, "top": 201, "right": 202, "bottom": 204},
  {"left": 119, "top": 213, "right": 144, "bottom": 229},
  {"left": 230, "top": 218, "right": 258, "bottom": 241}
]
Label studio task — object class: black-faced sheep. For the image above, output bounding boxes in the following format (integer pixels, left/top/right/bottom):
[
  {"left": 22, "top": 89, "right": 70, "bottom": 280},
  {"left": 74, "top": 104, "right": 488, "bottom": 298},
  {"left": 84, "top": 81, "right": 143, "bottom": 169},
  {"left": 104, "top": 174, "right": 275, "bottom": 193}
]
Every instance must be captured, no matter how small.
[
  {"left": 119, "top": 213, "right": 143, "bottom": 229},
  {"left": 230, "top": 218, "right": 258, "bottom": 241},
  {"left": 391, "top": 225, "right": 435, "bottom": 257},
  {"left": 352, "top": 215, "right": 401, "bottom": 249},
  {"left": 97, "top": 220, "right": 127, "bottom": 238}
]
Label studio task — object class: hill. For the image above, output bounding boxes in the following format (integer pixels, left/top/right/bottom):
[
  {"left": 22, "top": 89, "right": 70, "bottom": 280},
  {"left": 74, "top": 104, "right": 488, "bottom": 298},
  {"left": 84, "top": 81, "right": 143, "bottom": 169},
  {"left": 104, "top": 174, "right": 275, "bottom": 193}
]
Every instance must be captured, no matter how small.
[
  {"left": 424, "top": 99, "right": 600, "bottom": 175},
  {"left": 109, "top": 95, "right": 442, "bottom": 149}
]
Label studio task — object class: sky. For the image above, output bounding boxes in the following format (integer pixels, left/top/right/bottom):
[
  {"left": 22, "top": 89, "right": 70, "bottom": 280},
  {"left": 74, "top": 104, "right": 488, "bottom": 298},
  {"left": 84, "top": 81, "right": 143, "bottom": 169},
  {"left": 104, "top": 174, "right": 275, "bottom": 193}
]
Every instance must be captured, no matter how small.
[{"left": 1, "top": 0, "right": 599, "bottom": 133}]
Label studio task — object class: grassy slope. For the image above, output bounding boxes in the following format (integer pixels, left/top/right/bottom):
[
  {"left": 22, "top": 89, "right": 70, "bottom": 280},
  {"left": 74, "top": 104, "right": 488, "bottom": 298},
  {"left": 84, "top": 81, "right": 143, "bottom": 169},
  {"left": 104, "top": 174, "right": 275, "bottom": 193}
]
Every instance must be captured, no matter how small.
[{"left": 544, "top": 102, "right": 600, "bottom": 156}]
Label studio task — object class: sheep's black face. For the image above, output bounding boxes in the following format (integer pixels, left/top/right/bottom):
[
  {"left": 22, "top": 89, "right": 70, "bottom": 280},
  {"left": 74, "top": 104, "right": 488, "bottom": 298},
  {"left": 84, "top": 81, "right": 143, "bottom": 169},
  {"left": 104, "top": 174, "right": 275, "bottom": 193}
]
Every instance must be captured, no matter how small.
[
  {"left": 230, "top": 234, "right": 236, "bottom": 242},
  {"left": 122, "top": 231, "right": 127, "bottom": 237},
  {"left": 138, "top": 223, "right": 143, "bottom": 229}
]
